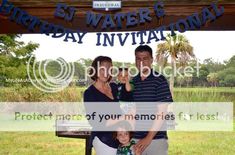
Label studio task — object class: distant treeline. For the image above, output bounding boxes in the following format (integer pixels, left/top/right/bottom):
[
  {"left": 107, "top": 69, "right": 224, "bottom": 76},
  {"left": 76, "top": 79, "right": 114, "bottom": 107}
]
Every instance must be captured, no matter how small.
[{"left": 0, "top": 34, "right": 234, "bottom": 88}]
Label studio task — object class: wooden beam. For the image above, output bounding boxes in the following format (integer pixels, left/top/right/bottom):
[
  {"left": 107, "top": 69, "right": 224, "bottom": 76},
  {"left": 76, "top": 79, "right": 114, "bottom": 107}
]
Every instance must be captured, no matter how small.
[
  {"left": 8, "top": 0, "right": 235, "bottom": 7},
  {"left": 1, "top": 0, "right": 235, "bottom": 33}
]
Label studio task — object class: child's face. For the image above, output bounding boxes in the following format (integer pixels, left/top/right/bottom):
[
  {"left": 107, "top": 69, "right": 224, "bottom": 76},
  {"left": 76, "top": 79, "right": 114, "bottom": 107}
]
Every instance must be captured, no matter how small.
[
  {"left": 118, "top": 70, "right": 128, "bottom": 83},
  {"left": 116, "top": 130, "right": 130, "bottom": 146}
]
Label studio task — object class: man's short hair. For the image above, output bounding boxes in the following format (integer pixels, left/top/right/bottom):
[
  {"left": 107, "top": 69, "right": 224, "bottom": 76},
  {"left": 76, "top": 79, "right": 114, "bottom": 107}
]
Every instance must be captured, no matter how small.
[{"left": 135, "top": 45, "right": 153, "bottom": 58}]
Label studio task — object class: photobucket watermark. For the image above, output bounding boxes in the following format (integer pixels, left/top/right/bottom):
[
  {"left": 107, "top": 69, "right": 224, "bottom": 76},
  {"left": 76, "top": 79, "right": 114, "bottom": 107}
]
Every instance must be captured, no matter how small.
[
  {"left": 26, "top": 56, "right": 201, "bottom": 92},
  {"left": 27, "top": 55, "right": 75, "bottom": 93},
  {"left": 0, "top": 102, "right": 233, "bottom": 131},
  {"left": 5, "top": 78, "right": 87, "bottom": 84},
  {"left": 85, "top": 60, "right": 201, "bottom": 79}
]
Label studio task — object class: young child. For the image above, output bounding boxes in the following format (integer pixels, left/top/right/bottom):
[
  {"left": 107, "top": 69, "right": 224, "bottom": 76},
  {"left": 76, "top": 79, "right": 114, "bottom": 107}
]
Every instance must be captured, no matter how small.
[
  {"left": 116, "top": 67, "right": 136, "bottom": 129},
  {"left": 113, "top": 122, "right": 140, "bottom": 155},
  {"left": 117, "top": 67, "right": 134, "bottom": 102}
]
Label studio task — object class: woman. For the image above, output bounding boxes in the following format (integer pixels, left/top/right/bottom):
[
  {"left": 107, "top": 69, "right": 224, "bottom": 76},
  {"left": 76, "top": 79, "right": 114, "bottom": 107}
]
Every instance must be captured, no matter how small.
[{"left": 84, "top": 56, "right": 123, "bottom": 155}]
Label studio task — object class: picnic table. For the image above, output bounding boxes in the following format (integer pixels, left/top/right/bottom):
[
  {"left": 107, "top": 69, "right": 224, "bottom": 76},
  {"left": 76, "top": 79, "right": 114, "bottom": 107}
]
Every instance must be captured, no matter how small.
[{"left": 55, "top": 120, "right": 92, "bottom": 155}]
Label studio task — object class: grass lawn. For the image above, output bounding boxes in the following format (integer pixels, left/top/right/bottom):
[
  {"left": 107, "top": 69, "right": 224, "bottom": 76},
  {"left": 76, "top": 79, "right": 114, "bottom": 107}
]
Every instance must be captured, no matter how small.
[
  {"left": 0, "top": 87, "right": 234, "bottom": 154},
  {"left": 1, "top": 129, "right": 235, "bottom": 155},
  {"left": 168, "top": 131, "right": 235, "bottom": 155},
  {"left": 174, "top": 87, "right": 235, "bottom": 93},
  {"left": 0, "top": 132, "right": 87, "bottom": 155}
]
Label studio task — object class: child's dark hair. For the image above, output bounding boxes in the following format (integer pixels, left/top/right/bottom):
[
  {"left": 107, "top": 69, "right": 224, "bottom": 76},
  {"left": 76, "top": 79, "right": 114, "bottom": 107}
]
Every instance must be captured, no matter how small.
[
  {"left": 118, "top": 67, "right": 128, "bottom": 72},
  {"left": 113, "top": 121, "right": 134, "bottom": 140}
]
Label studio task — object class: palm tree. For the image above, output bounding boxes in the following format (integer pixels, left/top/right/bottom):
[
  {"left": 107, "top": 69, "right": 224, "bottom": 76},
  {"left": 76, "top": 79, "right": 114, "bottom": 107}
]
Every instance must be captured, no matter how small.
[
  {"left": 156, "top": 34, "right": 195, "bottom": 97},
  {"left": 207, "top": 73, "right": 219, "bottom": 87}
]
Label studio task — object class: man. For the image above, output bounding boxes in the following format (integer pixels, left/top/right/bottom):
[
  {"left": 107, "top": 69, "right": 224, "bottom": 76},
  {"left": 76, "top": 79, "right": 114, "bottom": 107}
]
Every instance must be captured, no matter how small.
[{"left": 132, "top": 45, "right": 173, "bottom": 155}]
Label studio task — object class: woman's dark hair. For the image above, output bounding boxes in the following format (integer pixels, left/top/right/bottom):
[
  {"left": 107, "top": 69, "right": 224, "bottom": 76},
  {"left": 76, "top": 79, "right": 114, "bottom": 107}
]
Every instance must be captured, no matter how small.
[
  {"left": 89, "top": 56, "right": 112, "bottom": 81},
  {"left": 113, "top": 121, "right": 134, "bottom": 140},
  {"left": 135, "top": 45, "right": 153, "bottom": 58}
]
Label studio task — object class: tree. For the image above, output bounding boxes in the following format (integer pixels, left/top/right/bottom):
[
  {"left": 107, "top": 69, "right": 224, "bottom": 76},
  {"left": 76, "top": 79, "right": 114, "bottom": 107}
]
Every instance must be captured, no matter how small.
[
  {"left": 225, "top": 55, "right": 235, "bottom": 68},
  {"left": 185, "top": 75, "right": 193, "bottom": 87},
  {"left": 207, "top": 73, "right": 219, "bottom": 87},
  {"left": 0, "top": 35, "right": 39, "bottom": 86},
  {"left": 156, "top": 34, "right": 194, "bottom": 96},
  {"left": 192, "top": 64, "right": 209, "bottom": 87},
  {"left": 176, "top": 76, "right": 184, "bottom": 87},
  {"left": 224, "top": 74, "right": 235, "bottom": 87},
  {"left": 218, "top": 57, "right": 235, "bottom": 87},
  {"left": 203, "top": 58, "right": 225, "bottom": 73}
]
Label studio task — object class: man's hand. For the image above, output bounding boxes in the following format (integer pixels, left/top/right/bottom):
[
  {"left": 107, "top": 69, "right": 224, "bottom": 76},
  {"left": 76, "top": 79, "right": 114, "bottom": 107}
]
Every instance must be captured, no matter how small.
[
  {"left": 134, "top": 135, "right": 153, "bottom": 153},
  {"left": 133, "top": 145, "right": 142, "bottom": 155}
]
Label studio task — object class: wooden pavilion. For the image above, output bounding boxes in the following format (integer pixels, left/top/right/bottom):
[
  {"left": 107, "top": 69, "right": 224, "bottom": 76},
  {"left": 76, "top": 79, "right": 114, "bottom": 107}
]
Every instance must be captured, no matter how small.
[{"left": 0, "top": 0, "right": 235, "bottom": 33}]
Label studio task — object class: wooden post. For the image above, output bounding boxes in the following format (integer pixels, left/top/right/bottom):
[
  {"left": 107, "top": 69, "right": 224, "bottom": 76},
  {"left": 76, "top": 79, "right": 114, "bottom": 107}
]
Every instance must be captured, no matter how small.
[{"left": 85, "top": 137, "right": 92, "bottom": 155}]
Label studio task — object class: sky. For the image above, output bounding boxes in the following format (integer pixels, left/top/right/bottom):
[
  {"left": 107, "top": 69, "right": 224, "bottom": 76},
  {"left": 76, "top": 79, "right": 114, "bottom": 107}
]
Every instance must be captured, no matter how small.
[{"left": 20, "top": 31, "right": 235, "bottom": 63}]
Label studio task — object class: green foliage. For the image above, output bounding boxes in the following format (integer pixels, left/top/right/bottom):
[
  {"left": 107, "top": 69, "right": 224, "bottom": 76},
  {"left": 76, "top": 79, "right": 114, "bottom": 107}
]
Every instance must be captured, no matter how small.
[
  {"left": 203, "top": 58, "right": 225, "bottom": 73},
  {"left": 156, "top": 34, "right": 195, "bottom": 95},
  {"left": 0, "top": 35, "right": 39, "bottom": 86},
  {"left": 217, "top": 58, "right": 235, "bottom": 87},
  {"left": 207, "top": 73, "right": 219, "bottom": 87},
  {"left": 174, "top": 55, "right": 235, "bottom": 87},
  {"left": 191, "top": 64, "right": 209, "bottom": 86},
  {"left": 156, "top": 34, "right": 195, "bottom": 67},
  {"left": 0, "top": 35, "right": 235, "bottom": 88},
  {"left": 225, "top": 55, "right": 235, "bottom": 68}
]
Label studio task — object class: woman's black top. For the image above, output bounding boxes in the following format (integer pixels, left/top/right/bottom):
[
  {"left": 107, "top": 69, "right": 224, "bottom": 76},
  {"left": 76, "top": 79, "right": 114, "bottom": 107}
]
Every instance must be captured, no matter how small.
[{"left": 84, "top": 83, "right": 124, "bottom": 148}]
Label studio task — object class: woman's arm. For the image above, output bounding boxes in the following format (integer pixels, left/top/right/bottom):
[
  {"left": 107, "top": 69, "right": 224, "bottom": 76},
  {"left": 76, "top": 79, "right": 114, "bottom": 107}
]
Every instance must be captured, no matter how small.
[{"left": 83, "top": 89, "right": 95, "bottom": 102}]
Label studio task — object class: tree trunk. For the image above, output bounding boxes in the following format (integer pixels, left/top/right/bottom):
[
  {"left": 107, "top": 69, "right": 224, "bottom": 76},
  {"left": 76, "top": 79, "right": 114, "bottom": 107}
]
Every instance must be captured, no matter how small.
[{"left": 170, "top": 56, "right": 175, "bottom": 98}]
